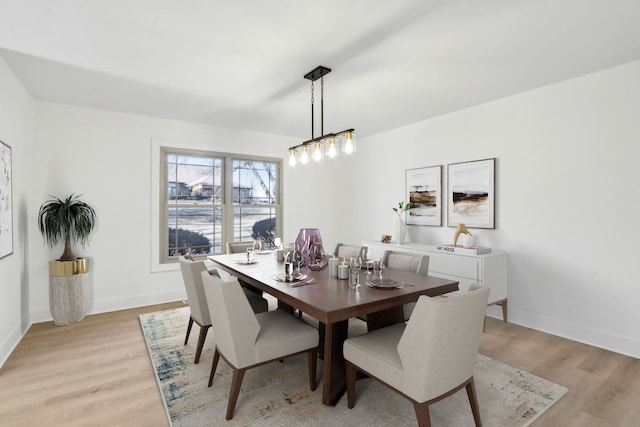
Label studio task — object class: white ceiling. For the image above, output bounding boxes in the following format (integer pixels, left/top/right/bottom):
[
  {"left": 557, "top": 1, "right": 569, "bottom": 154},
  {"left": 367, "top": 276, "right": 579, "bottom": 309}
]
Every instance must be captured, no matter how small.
[{"left": 1, "top": 0, "right": 639, "bottom": 140}]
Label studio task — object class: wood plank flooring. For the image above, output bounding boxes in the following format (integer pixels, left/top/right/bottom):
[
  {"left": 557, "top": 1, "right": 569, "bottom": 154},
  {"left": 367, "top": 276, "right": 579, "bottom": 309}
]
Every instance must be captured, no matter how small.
[{"left": 1, "top": 303, "right": 639, "bottom": 426}]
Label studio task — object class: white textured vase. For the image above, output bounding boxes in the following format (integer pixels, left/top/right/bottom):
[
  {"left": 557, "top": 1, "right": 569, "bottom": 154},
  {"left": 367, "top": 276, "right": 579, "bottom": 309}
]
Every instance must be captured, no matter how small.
[
  {"left": 395, "top": 217, "right": 407, "bottom": 244},
  {"left": 49, "top": 259, "right": 89, "bottom": 325}
]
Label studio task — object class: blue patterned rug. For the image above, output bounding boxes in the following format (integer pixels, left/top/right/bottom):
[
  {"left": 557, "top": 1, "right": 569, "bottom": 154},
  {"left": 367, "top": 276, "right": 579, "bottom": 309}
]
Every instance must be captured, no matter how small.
[{"left": 140, "top": 307, "right": 567, "bottom": 426}]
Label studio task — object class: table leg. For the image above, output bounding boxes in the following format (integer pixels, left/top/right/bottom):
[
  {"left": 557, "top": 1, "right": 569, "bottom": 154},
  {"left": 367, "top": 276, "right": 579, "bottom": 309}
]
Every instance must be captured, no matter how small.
[{"left": 319, "top": 320, "right": 349, "bottom": 405}]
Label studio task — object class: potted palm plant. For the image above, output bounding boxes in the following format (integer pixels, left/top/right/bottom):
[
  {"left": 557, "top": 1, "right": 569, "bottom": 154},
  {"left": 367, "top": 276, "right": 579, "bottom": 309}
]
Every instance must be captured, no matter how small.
[{"left": 38, "top": 194, "right": 96, "bottom": 325}]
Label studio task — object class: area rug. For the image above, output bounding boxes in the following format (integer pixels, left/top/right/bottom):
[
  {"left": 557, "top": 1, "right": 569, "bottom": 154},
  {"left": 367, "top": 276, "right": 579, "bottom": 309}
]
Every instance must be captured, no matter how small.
[{"left": 140, "top": 307, "right": 567, "bottom": 426}]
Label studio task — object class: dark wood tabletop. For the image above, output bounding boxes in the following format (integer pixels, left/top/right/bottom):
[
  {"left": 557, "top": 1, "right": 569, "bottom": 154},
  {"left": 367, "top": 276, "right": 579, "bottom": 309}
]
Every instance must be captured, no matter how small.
[{"left": 209, "top": 252, "right": 459, "bottom": 405}]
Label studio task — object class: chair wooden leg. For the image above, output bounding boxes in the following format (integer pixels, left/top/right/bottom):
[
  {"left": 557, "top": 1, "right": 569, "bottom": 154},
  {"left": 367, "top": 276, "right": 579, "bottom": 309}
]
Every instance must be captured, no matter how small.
[
  {"left": 346, "top": 361, "right": 357, "bottom": 409},
  {"left": 466, "top": 377, "right": 482, "bottom": 427},
  {"left": 208, "top": 349, "right": 220, "bottom": 387},
  {"left": 184, "top": 316, "right": 194, "bottom": 345},
  {"left": 308, "top": 349, "right": 318, "bottom": 391},
  {"left": 413, "top": 401, "right": 432, "bottom": 427},
  {"left": 194, "top": 324, "right": 210, "bottom": 364},
  {"left": 226, "top": 367, "right": 247, "bottom": 420}
]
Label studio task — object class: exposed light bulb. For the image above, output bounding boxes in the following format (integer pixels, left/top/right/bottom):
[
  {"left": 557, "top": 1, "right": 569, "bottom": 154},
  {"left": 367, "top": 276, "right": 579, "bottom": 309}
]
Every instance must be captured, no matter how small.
[
  {"left": 343, "top": 139, "right": 353, "bottom": 155},
  {"left": 288, "top": 149, "right": 297, "bottom": 167},
  {"left": 326, "top": 137, "right": 338, "bottom": 158},
  {"left": 300, "top": 145, "right": 309, "bottom": 164},
  {"left": 312, "top": 141, "right": 323, "bottom": 162},
  {"left": 342, "top": 131, "right": 356, "bottom": 155}
]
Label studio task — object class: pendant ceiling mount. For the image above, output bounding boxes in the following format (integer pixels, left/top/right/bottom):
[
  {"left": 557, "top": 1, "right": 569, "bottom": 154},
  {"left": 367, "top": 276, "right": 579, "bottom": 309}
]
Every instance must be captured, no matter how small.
[{"left": 288, "top": 65, "right": 356, "bottom": 167}]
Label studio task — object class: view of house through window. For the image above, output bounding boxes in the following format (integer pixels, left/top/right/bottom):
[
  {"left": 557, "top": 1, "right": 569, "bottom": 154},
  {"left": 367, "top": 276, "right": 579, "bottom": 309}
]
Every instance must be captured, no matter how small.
[{"left": 161, "top": 148, "right": 280, "bottom": 263}]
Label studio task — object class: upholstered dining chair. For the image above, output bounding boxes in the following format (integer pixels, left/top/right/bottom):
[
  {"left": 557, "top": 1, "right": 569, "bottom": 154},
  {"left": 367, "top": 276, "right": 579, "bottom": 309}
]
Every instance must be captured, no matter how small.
[
  {"left": 178, "top": 256, "right": 268, "bottom": 364},
  {"left": 333, "top": 243, "right": 367, "bottom": 260},
  {"left": 382, "top": 250, "right": 429, "bottom": 319},
  {"left": 344, "top": 286, "right": 490, "bottom": 427},
  {"left": 202, "top": 271, "right": 319, "bottom": 420},
  {"left": 226, "top": 241, "right": 254, "bottom": 254},
  {"left": 225, "top": 240, "right": 268, "bottom": 299}
]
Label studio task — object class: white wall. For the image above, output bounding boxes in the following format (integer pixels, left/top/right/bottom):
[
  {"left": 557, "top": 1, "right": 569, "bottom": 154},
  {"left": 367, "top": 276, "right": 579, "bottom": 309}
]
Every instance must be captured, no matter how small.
[
  {"left": 2, "top": 56, "right": 638, "bottom": 367},
  {"left": 0, "top": 57, "right": 35, "bottom": 366},
  {"left": 288, "top": 60, "right": 640, "bottom": 358},
  {"left": 29, "top": 103, "right": 295, "bottom": 322}
]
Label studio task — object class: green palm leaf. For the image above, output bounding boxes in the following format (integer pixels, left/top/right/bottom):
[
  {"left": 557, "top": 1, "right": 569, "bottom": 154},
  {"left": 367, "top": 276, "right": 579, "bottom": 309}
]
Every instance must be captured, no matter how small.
[{"left": 38, "top": 194, "right": 96, "bottom": 261}]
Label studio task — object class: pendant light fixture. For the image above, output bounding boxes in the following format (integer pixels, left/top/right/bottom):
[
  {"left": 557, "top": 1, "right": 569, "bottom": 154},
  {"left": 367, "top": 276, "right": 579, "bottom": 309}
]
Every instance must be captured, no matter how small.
[{"left": 288, "top": 66, "right": 356, "bottom": 167}]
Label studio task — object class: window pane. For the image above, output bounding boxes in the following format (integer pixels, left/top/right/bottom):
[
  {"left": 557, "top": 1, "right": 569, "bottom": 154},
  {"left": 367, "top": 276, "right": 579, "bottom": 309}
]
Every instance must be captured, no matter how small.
[
  {"left": 232, "top": 160, "right": 278, "bottom": 205},
  {"left": 233, "top": 207, "right": 277, "bottom": 245},
  {"left": 168, "top": 154, "right": 223, "bottom": 204},
  {"left": 168, "top": 207, "right": 222, "bottom": 256}
]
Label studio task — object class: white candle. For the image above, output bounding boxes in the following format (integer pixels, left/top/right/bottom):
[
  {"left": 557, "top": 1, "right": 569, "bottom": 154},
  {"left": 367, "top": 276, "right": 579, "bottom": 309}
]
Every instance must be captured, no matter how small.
[
  {"left": 328, "top": 256, "right": 339, "bottom": 277},
  {"left": 337, "top": 263, "right": 349, "bottom": 280}
]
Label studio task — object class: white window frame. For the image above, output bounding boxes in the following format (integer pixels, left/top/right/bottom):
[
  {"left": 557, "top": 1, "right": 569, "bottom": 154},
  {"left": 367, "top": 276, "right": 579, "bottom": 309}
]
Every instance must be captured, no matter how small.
[{"left": 151, "top": 140, "right": 282, "bottom": 272}]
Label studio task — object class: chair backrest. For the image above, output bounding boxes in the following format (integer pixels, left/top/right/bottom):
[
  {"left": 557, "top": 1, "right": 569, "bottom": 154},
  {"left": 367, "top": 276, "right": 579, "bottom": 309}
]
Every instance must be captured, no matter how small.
[
  {"left": 382, "top": 250, "right": 429, "bottom": 275},
  {"left": 227, "top": 241, "right": 254, "bottom": 254},
  {"left": 201, "top": 270, "right": 260, "bottom": 368},
  {"left": 334, "top": 243, "right": 367, "bottom": 260},
  {"left": 178, "top": 256, "right": 211, "bottom": 326},
  {"left": 397, "top": 286, "right": 490, "bottom": 402}
]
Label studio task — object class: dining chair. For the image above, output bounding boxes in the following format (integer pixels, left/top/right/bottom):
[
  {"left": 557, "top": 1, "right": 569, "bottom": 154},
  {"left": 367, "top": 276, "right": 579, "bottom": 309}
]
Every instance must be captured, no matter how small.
[
  {"left": 333, "top": 243, "right": 367, "bottom": 260},
  {"left": 344, "top": 286, "right": 490, "bottom": 427},
  {"left": 382, "top": 250, "right": 429, "bottom": 320},
  {"left": 178, "top": 256, "right": 268, "bottom": 364},
  {"left": 226, "top": 240, "right": 266, "bottom": 299},
  {"left": 202, "top": 271, "right": 319, "bottom": 420},
  {"left": 226, "top": 241, "right": 254, "bottom": 254}
]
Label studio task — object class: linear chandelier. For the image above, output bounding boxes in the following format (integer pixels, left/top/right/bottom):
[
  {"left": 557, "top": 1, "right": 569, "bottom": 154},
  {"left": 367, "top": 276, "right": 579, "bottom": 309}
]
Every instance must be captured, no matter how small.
[{"left": 288, "top": 66, "right": 356, "bottom": 167}]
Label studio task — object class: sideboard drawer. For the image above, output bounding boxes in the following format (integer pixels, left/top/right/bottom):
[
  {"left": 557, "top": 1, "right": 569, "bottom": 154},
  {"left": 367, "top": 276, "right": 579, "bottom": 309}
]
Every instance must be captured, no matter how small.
[{"left": 423, "top": 251, "right": 481, "bottom": 281}]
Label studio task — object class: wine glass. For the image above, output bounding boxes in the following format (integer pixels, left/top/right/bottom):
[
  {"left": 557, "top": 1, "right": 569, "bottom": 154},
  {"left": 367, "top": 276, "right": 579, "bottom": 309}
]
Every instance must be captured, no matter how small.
[
  {"left": 293, "top": 250, "right": 304, "bottom": 274},
  {"left": 253, "top": 239, "right": 262, "bottom": 252},
  {"left": 284, "top": 243, "right": 295, "bottom": 275},
  {"left": 348, "top": 256, "right": 362, "bottom": 288},
  {"left": 365, "top": 249, "right": 373, "bottom": 274}
]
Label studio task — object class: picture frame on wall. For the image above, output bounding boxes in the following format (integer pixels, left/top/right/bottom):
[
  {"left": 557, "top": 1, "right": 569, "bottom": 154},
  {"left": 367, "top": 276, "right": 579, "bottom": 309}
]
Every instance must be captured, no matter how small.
[
  {"left": 406, "top": 165, "right": 442, "bottom": 226},
  {"left": 447, "top": 158, "right": 495, "bottom": 229},
  {"left": 0, "top": 140, "right": 13, "bottom": 260}
]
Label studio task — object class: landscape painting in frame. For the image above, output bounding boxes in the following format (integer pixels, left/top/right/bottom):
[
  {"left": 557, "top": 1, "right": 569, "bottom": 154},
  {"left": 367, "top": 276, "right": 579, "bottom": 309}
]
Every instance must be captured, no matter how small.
[
  {"left": 406, "top": 165, "right": 442, "bottom": 226},
  {"left": 0, "top": 140, "right": 12, "bottom": 259},
  {"left": 447, "top": 158, "right": 495, "bottom": 229}
]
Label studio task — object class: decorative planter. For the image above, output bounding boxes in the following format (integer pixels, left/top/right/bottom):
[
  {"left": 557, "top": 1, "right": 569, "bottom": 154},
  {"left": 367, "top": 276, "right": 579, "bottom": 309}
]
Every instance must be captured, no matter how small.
[
  {"left": 49, "top": 258, "right": 89, "bottom": 325},
  {"left": 395, "top": 217, "right": 407, "bottom": 244}
]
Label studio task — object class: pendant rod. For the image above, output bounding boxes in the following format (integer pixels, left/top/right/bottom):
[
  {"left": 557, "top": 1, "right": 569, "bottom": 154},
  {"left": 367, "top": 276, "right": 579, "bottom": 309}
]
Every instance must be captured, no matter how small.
[{"left": 320, "top": 76, "right": 324, "bottom": 136}]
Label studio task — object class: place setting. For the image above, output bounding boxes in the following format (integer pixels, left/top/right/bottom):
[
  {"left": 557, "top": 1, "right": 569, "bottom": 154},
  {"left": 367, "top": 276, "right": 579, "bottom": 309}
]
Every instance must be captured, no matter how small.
[{"left": 233, "top": 247, "right": 261, "bottom": 264}]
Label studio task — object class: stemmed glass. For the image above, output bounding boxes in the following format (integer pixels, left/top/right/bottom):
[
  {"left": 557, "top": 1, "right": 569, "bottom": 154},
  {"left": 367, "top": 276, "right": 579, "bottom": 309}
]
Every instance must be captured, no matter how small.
[
  {"left": 365, "top": 249, "right": 373, "bottom": 274},
  {"left": 284, "top": 243, "right": 295, "bottom": 276},
  {"left": 349, "top": 256, "right": 362, "bottom": 289},
  {"left": 253, "top": 239, "right": 262, "bottom": 252},
  {"left": 293, "top": 250, "right": 304, "bottom": 275}
]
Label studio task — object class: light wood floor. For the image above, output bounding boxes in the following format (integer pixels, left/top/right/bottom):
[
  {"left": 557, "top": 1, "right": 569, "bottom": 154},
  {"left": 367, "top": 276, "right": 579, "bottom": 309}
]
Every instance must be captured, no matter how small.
[{"left": 1, "top": 303, "right": 639, "bottom": 427}]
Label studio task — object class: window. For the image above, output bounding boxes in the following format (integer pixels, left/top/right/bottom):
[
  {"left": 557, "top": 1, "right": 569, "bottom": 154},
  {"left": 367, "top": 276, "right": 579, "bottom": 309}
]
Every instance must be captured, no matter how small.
[{"left": 160, "top": 147, "right": 281, "bottom": 264}]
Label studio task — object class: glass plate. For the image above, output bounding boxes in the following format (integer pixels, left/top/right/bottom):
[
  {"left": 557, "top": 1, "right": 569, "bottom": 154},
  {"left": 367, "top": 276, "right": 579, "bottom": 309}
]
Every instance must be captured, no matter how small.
[
  {"left": 367, "top": 278, "right": 400, "bottom": 289},
  {"left": 234, "top": 259, "right": 260, "bottom": 265},
  {"left": 272, "top": 273, "right": 307, "bottom": 282}
]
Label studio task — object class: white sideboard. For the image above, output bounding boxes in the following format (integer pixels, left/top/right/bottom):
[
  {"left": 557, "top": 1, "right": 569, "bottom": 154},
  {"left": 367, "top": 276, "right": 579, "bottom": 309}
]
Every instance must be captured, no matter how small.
[{"left": 363, "top": 241, "right": 508, "bottom": 322}]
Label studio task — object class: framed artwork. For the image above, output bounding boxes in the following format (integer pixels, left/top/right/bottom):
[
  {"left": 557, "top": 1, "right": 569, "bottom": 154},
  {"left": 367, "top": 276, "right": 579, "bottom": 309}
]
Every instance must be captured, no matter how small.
[
  {"left": 406, "top": 165, "right": 442, "bottom": 226},
  {"left": 447, "top": 158, "right": 495, "bottom": 229},
  {"left": 0, "top": 140, "right": 13, "bottom": 259}
]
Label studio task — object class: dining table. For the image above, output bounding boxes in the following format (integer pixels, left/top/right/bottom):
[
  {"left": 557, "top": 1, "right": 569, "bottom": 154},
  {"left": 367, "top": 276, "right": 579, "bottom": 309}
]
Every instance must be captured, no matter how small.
[{"left": 208, "top": 252, "right": 459, "bottom": 406}]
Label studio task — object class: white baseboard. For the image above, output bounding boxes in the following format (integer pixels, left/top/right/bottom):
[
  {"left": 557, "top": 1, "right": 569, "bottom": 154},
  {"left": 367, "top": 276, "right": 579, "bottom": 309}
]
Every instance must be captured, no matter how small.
[
  {"left": 28, "top": 289, "right": 187, "bottom": 324},
  {"left": 0, "top": 311, "right": 30, "bottom": 369},
  {"left": 497, "top": 306, "right": 640, "bottom": 359}
]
